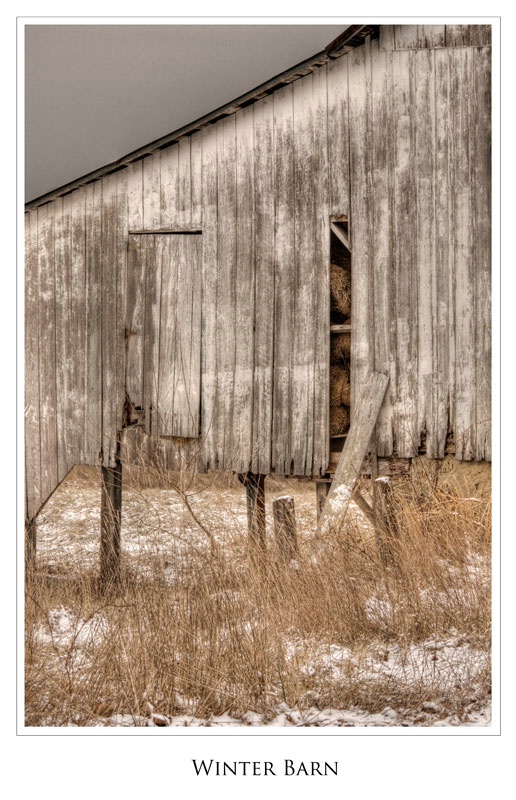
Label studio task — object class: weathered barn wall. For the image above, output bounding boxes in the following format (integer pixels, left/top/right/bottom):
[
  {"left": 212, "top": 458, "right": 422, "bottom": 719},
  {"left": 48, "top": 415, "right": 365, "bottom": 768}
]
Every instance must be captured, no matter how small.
[
  {"left": 115, "top": 71, "right": 334, "bottom": 479},
  {"left": 25, "top": 24, "right": 492, "bottom": 522},
  {"left": 349, "top": 30, "right": 491, "bottom": 460},
  {"left": 25, "top": 173, "right": 128, "bottom": 521}
]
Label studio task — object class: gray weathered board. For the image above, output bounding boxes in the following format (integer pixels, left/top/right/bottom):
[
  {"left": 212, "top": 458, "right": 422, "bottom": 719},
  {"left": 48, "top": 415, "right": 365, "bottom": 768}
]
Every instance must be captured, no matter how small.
[{"left": 319, "top": 371, "right": 389, "bottom": 536}]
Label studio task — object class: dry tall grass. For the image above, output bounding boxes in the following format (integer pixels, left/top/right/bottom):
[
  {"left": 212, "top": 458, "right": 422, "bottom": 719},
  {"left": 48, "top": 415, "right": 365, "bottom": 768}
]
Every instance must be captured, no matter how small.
[{"left": 25, "top": 460, "right": 491, "bottom": 726}]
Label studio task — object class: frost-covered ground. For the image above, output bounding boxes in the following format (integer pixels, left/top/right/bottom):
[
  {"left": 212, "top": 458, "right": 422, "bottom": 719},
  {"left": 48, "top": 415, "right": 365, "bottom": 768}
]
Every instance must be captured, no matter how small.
[
  {"left": 29, "top": 467, "right": 491, "bottom": 728},
  {"left": 31, "top": 605, "right": 490, "bottom": 727},
  {"left": 35, "top": 468, "right": 322, "bottom": 573}
]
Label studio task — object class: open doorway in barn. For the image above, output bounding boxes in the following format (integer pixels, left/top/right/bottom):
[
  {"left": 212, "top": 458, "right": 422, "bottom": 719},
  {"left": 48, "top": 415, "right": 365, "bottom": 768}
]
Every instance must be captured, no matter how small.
[
  {"left": 316, "top": 217, "right": 352, "bottom": 519},
  {"left": 329, "top": 216, "right": 352, "bottom": 470}
]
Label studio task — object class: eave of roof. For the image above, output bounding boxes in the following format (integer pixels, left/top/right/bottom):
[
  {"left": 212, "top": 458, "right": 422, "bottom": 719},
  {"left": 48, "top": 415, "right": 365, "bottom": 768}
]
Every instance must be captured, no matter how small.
[
  {"left": 325, "top": 24, "right": 379, "bottom": 57},
  {"left": 26, "top": 25, "right": 378, "bottom": 211}
]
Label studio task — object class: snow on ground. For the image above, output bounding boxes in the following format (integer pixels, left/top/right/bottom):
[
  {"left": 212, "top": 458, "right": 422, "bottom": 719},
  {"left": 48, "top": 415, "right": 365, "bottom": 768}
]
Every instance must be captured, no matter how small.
[
  {"left": 35, "top": 466, "right": 370, "bottom": 573},
  {"left": 30, "top": 467, "right": 491, "bottom": 728},
  {"left": 32, "top": 604, "right": 490, "bottom": 728},
  {"left": 79, "top": 700, "right": 491, "bottom": 728}
]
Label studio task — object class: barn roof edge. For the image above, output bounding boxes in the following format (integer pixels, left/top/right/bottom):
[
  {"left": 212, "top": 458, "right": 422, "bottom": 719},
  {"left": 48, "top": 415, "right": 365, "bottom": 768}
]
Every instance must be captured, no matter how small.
[{"left": 26, "top": 25, "right": 379, "bottom": 211}]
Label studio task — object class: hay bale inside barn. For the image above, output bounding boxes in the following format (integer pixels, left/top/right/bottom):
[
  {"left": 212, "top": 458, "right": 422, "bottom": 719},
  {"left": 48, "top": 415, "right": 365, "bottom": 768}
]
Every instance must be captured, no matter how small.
[{"left": 329, "top": 224, "right": 352, "bottom": 441}]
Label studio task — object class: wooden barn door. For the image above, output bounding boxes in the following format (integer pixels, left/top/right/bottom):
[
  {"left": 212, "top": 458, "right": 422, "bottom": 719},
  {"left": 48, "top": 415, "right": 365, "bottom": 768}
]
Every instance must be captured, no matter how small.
[{"left": 125, "top": 232, "right": 202, "bottom": 439}]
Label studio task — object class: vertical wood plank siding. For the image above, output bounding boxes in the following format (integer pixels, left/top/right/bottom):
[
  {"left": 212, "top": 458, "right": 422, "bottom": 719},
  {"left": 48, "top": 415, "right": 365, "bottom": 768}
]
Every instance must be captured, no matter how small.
[
  {"left": 418, "top": 26, "right": 446, "bottom": 50},
  {"left": 100, "top": 175, "right": 118, "bottom": 467},
  {"left": 433, "top": 48, "right": 453, "bottom": 459},
  {"left": 24, "top": 26, "right": 491, "bottom": 520},
  {"left": 348, "top": 37, "right": 490, "bottom": 461},
  {"left": 144, "top": 234, "right": 161, "bottom": 437},
  {"left": 327, "top": 55, "right": 349, "bottom": 217},
  {"left": 253, "top": 96, "right": 275, "bottom": 475},
  {"left": 348, "top": 42, "right": 374, "bottom": 416},
  {"left": 71, "top": 188, "right": 87, "bottom": 464},
  {"left": 393, "top": 49, "right": 420, "bottom": 457},
  {"left": 156, "top": 236, "right": 178, "bottom": 435},
  {"left": 312, "top": 65, "right": 330, "bottom": 476},
  {"left": 125, "top": 234, "right": 146, "bottom": 409},
  {"left": 272, "top": 84, "right": 295, "bottom": 475},
  {"left": 128, "top": 160, "right": 144, "bottom": 230},
  {"left": 296, "top": 74, "right": 321, "bottom": 475},
  {"left": 371, "top": 41, "right": 395, "bottom": 455},
  {"left": 37, "top": 203, "right": 58, "bottom": 501},
  {"left": 234, "top": 106, "right": 255, "bottom": 472},
  {"left": 472, "top": 46, "right": 492, "bottom": 461},
  {"left": 452, "top": 48, "right": 476, "bottom": 461},
  {"left": 115, "top": 171, "right": 129, "bottom": 453},
  {"left": 143, "top": 153, "right": 161, "bottom": 230},
  {"left": 84, "top": 182, "right": 102, "bottom": 466},
  {"left": 191, "top": 132, "right": 203, "bottom": 228},
  {"left": 151, "top": 234, "right": 202, "bottom": 437},
  {"left": 216, "top": 117, "right": 238, "bottom": 467},
  {"left": 380, "top": 24, "right": 490, "bottom": 50},
  {"left": 53, "top": 197, "right": 70, "bottom": 480},
  {"left": 25, "top": 210, "right": 41, "bottom": 520},
  {"left": 178, "top": 139, "right": 192, "bottom": 229},
  {"left": 200, "top": 125, "right": 219, "bottom": 469},
  {"left": 414, "top": 47, "right": 435, "bottom": 452}
]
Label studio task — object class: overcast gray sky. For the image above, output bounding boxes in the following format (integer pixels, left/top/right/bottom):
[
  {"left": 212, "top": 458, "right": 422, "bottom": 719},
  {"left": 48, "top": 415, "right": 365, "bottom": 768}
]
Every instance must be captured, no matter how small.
[{"left": 25, "top": 23, "right": 347, "bottom": 202}]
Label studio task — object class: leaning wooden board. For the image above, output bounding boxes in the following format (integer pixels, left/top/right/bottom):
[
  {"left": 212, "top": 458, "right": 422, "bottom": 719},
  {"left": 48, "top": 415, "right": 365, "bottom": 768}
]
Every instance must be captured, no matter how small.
[{"left": 318, "top": 371, "right": 389, "bottom": 536}]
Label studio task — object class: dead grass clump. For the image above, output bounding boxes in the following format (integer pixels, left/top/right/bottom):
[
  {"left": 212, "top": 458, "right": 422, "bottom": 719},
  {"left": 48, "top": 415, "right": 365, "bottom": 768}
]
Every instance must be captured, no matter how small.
[{"left": 25, "top": 463, "right": 491, "bottom": 727}]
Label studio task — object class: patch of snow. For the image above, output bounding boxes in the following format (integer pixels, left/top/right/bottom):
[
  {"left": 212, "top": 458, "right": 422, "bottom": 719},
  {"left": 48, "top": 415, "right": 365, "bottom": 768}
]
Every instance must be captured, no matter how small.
[
  {"left": 365, "top": 596, "right": 394, "bottom": 625},
  {"left": 34, "top": 607, "right": 110, "bottom": 651},
  {"left": 241, "top": 711, "right": 264, "bottom": 726}
]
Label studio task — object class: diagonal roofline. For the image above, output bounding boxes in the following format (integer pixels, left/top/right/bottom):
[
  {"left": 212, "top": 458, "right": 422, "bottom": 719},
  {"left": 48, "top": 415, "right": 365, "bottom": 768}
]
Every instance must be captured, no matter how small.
[{"left": 26, "top": 25, "right": 378, "bottom": 210}]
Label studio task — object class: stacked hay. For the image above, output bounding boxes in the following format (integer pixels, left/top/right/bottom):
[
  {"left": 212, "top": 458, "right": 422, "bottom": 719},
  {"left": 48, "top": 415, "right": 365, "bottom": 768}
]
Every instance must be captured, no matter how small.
[
  {"left": 329, "top": 246, "right": 352, "bottom": 437},
  {"left": 330, "top": 404, "right": 350, "bottom": 437},
  {"left": 331, "top": 332, "right": 351, "bottom": 362},
  {"left": 330, "top": 366, "right": 351, "bottom": 407},
  {"left": 330, "top": 263, "right": 351, "bottom": 319},
  {"left": 330, "top": 364, "right": 351, "bottom": 436}
]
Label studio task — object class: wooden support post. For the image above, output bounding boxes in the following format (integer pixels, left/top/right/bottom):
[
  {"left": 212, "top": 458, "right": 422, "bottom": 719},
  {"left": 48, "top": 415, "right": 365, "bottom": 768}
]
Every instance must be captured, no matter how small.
[
  {"left": 352, "top": 489, "right": 376, "bottom": 526},
  {"left": 315, "top": 480, "right": 331, "bottom": 522},
  {"left": 370, "top": 441, "right": 383, "bottom": 553},
  {"left": 318, "top": 371, "right": 389, "bottom": 535},
  {"left": 272, "top": 495, "right": 298, "bottom": 561},
  {"left": 370, "top": 441, "right": 379, "bottom": 491},
  {"left": 371, "top": 435, "right": 382, "bottom": 536},
  {"left": 25, "top": 518, "right": 37, "bottom": 577},
  {"left": 374, "top": 476, "right": 399, "bottom": 566},
  {"left": 100, "top": 459, "right": 122, "bottom": 587},
  {"left": 239, "top": 472, "right": 266, "bottom": 551}
]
